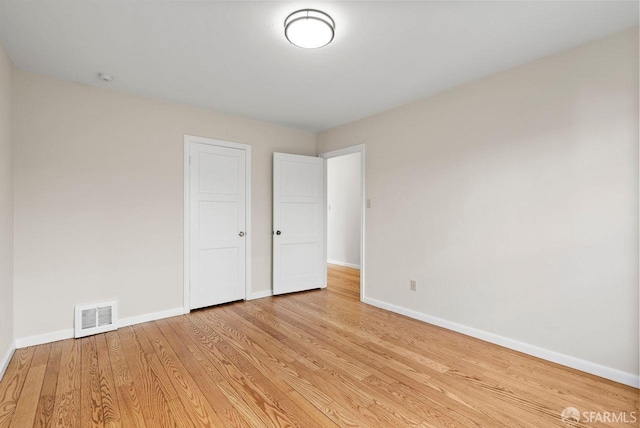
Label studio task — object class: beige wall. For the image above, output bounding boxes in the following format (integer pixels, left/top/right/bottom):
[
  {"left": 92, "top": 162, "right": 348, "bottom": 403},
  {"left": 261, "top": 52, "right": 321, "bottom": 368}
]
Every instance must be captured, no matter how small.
[
  {"left": 317, "top": 29, "right": 639, "bottom": 375},
  {"left": 0, "top": 42, "right": 14, "bottom": 367},
  {"left": 13, "top": 71, "right": 315, "bottom": 339}
]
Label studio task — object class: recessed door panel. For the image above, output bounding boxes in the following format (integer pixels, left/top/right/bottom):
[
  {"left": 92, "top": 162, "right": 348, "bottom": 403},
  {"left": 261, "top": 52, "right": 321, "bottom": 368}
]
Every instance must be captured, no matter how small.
[
  {"left": 280, "top": 243, "right": 318, "bottom": 280},
  {"left": 199, "top": 248, "right": 239, "bottom": 293},
  {"left": 199, "top": 152, "right": 239, "bottom": 194},
  {"left": 280, "top": 202, "right": 318, "bottom": 237},
  {"left": 280, "top": 161, "right": 318, "bottom": 197},
  {"left": 199, "top": 201, "right": 239, "bottom": 242}
]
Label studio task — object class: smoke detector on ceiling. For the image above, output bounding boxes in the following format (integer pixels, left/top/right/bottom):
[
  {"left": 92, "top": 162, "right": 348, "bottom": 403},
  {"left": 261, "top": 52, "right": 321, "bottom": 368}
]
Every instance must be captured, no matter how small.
[{"left": 98, "top": 72, "right": 113, "bottom": 82}]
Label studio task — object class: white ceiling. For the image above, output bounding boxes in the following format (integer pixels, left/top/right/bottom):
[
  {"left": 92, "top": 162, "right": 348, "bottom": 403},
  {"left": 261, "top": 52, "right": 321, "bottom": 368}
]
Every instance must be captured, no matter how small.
[{"left": 0, "top": 1, "right": 637, "bottom": 132}]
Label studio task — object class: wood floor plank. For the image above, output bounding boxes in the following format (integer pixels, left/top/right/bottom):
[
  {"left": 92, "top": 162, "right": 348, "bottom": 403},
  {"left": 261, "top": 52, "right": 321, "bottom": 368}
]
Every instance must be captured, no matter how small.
[
  {"left": 33, "top": 341, "right": 63, "bottom": 428},
  {"left": 95, "top": 334, "right": 122, "bottom": 428},
  {"left": 168, "top": 313, "right": 275, "bottom": 427},
  {"left": 210, "top": 306, "right": 366, "bottom": 427},
  {"left": 104, "top": 331, "right": 146, "bottom": 428},
  {"left": 295, "top": 284, "right": 639, "bottom": 424},
  {"left": 81, "top": 336, "right": 104, "bottom": 427},
  {"left": 116, "top": 326, "right": 177, "bottom": 427},
  {"left": 9, "top": 344, "right": 50, "bottom": 428},
  {"left": 241, "top": 299, "right": 485, "bottom": 427},
  {"left": 157, "top": 317, "right": 253, "bottom": 428},
  {"left": 173, "top": 313, "right": 305, "bottom": 428},
  {"left": 306, "top": 279, "right": 636, "bottom": 409},
  {"left": 230, "top": 303, "right": 421, "bottom": 428},
  {"left": 140, "top": 321, "right": 224, "bottom": 427},
  {"left": 281, "top": 293, "right": 555, "bottom": 427},
  {"left": 201, "top": 315, "right": 335, "bottom": 428},
  {"left": 0, "top": 347, "right": 35, "bottom": 427},
  {"left": 52, "top": 338, "right": 81, "bottom": 427},
  {"left": 128, "top": 323, "right": 200, "bottom": 427},
  {"left": 0, "top": 265, "right": 637, "bottom": 428},
  {"left": 276, "top": 293, "right": 543, "bottom": 427}
]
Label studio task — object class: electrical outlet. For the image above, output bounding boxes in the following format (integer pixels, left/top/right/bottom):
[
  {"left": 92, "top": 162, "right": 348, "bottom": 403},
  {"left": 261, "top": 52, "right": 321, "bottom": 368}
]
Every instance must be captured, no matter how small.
[{"left": 410, "top": 280, "right": 416, "bottom": 291}]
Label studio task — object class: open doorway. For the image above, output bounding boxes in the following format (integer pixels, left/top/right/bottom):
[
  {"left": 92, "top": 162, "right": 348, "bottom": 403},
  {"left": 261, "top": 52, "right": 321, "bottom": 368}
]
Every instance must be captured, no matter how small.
[{"left": 320, "top": 145, "right": 365, "bottom": 301}]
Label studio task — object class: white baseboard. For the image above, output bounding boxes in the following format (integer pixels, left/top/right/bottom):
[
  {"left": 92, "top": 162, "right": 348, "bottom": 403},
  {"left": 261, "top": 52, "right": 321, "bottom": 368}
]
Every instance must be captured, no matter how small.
[
  {"left": 362, "top": 296, "right": 640, "bottom": 389},
  {"left": 248, "top": 290, "right": 273, "bottom": 301},
  {"left": 327, "top": 260, "right": 361, "bottom": 269},
  {"left": 15, "top": 307, "right": 185, "bottom": 349},
  {"left": 0, "top": 340, "right": 16, "bottom": 382},
  {"left": 118, "top": 307, "right": 184, "bottom": 328},
  {"left": 15, "top": 329, "right": 74, "bottom": 349}
]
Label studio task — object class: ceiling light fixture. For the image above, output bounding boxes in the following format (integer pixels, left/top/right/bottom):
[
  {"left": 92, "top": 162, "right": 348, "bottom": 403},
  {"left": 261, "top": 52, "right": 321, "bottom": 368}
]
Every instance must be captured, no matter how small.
[{"left": 284, "top": 9, "right": 335, "bottom": 49}]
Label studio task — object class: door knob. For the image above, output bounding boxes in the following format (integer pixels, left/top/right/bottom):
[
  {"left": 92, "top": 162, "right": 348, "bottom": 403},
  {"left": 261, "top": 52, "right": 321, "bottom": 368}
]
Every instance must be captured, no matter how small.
[
  {"left": 276, "top": 230, "right": 281, "bottom": 235},
  {"left": 239, "top": 231, "right": 245, "bottom": 237}
]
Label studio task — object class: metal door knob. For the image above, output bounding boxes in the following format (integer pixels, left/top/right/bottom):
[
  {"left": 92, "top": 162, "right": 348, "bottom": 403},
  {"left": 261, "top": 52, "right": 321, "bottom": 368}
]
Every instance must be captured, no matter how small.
[{"left": 239, "top": 231, "right": 245, "bottom": 237}]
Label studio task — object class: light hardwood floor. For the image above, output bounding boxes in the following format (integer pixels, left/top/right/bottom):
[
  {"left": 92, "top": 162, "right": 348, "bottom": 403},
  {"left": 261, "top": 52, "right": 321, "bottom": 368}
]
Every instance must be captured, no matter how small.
[{"left": 0, "top": 265, "right": 637, "bottom": 427}]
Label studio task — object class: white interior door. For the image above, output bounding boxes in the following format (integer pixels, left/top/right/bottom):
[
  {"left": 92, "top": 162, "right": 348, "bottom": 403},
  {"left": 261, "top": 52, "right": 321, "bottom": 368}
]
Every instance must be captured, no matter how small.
[
  {"left": 190, "top": 142, "right": 246, "bottom": 309},
  {"left": 273, "top": 153, "right": 326, "bottom": 295}
]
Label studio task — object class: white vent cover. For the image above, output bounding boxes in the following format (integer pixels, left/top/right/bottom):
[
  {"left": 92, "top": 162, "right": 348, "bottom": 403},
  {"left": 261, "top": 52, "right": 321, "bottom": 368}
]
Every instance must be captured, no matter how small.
[{"left": 75, "top": 301, "right": 118, "bottom": 338}]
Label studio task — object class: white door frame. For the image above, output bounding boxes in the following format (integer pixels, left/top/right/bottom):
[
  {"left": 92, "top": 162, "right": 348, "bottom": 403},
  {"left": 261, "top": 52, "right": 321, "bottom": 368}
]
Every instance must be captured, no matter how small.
[
  {"left": 183, "top": 134, "right": 252, "bottom": 314},
  {"left": 319, "top": 144, "right": 365, "bottom": 301}
]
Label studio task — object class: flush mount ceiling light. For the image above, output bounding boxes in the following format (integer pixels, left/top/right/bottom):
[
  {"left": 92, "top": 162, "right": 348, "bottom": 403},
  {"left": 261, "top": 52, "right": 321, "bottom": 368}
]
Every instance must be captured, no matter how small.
[{"left": 284, "top": 9, "right": 335, "bottom": 49}]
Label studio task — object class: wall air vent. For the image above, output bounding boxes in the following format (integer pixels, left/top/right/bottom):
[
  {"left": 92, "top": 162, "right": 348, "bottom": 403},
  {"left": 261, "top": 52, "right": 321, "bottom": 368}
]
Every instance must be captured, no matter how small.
[{"left": 74, "top": 301, "right": 118, "bottom": 338}]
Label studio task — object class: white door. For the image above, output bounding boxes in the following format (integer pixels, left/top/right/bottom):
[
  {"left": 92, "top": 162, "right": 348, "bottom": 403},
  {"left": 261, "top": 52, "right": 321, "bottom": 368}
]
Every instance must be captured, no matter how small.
[
  {"left": 189, "top": 142, "right": 246, "bottom": 309},
  {"left": 273, "top": 153, "right": 326, "bottom": 295}
]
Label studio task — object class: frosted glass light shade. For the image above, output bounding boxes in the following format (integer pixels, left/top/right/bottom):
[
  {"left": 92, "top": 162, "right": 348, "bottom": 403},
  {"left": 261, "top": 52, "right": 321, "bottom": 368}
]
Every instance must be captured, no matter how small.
[{"left": 284, "top": 9, "right": 335, "bottom": 49}]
